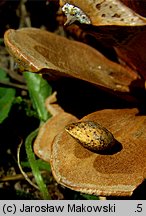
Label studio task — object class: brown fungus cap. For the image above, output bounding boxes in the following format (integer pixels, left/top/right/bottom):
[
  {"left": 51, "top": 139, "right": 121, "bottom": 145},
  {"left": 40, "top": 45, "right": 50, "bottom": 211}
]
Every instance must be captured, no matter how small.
[
  {"left": 34, "top": 111, "right": 78, "bottom": 162},
  {"left": 59, "top": 1, "right": 146, "bottom": 80},
  {"left": 4, "top": 28, "right": 139, "bottom": 94},
  {"left": 60, "top": 0, "right": 146, "bottom": 26},
  {"left": 50, "top": 108, "right": 146, "bottom": 196}
]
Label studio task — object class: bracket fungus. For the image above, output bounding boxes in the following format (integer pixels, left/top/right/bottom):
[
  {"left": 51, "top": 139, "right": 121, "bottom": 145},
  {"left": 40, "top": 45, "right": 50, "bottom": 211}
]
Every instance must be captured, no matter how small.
[
  {"left": 60, "top": 0, "right": 146, "bottom": 26},
  {"left": 4, "top": 27, "right": 142, "bottom": 100},
  {"left": 60, "top": 0, "right": 146, "bottom": 80},
  {"left": 33, "top": 92, "right": 78, "bottom": 162},
  {"left": 3, "top": 0, "right": 146, "bottom": 197},
  {"left": 32, "top": 95, "right": 146, "bottom": 197},
  {"left": 49, "top": 108, "right": 146, "bottom": 197},
  {"left": 34, "top": 108, "right": 78, "bottom": 162}
]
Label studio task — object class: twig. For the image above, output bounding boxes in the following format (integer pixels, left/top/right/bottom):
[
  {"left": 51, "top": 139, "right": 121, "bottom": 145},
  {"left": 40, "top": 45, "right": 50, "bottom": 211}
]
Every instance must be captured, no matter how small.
[
  {"left": 18, "top": 0, "right": 31, "bottom": 28},
  {"left": 0, "top": 171, "right": 47, "bottom": 182},
  {"left": 0, "top": 80, "right": 28, "bottom": 90},
  {"left": 17, "top": 140, "right": 39, "bottom": 190}
]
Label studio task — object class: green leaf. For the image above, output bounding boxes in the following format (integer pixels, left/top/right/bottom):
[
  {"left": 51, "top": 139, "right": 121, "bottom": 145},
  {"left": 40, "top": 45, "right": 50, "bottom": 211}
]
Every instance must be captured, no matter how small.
[
  {"left": 35, "top": 159, "right": 51, "bottom": 172},
  {"left": 80, "top": 193, "right": 99, "bottom": 200},
  {"left": 0, "top": 38, "right": 4, "bottom": 45},
  {"left": 23, "top": 72, "right": 52, "bottom": 122},
  {"left": 21, "top": 159, "right": 51, "bottom": 172},
  {"left": 25, "top": 129, "right": 51, "bottom": 199},
  {"left": 0, "top": 69, "right": 16, "bottom": 123}
]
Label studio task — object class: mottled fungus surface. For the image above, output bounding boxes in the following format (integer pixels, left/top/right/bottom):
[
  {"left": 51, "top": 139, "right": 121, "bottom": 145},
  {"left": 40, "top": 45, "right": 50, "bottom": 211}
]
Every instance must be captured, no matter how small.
[{"left": 50, "top": 108, "right": 146, "bottom": 196}]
